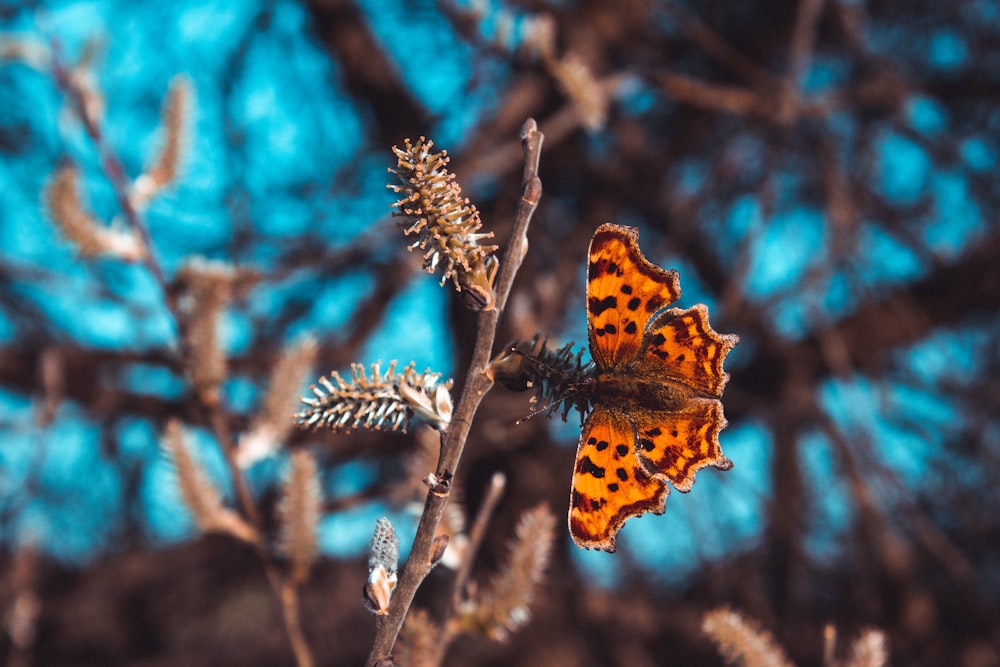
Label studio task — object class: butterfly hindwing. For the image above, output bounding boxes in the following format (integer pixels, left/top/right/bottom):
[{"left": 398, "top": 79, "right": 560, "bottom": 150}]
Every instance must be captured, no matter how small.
[
  {"left": 587, "top": 224, "right": 681, "bottom": 370},
  {"left": 642, "top": 304, "right": 739, "bottom": 397},
  {"left": 569, "top": 405, "right": 667, "bottom": 552},
  {"left": 633, "top": 399, "right": 733, "bottom": 492}
]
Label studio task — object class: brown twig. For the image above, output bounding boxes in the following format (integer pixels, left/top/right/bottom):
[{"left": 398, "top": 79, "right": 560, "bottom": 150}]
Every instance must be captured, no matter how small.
[
  {"left": 365, "top": 119, "right": 544, "bottom": 666},
  {"left": 411, "top": 471, "right": 507, "bottom": 667},
  {"left": 450, "top": 471, "right": 507, "bottom": 615},
  {"left": 661, "top": 0, "right": 780, "bottom": 87},
  {"left": 657, "top": 70, "right": 763, "bottom": 117},
  {"left": 777, "top": 0, "right": 827, "bottom": 123}
]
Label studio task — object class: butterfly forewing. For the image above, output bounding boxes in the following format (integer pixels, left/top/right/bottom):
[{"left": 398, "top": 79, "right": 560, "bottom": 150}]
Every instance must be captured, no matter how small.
[{"left": 587, "top": 224, "right": 681, "bottom": 370}]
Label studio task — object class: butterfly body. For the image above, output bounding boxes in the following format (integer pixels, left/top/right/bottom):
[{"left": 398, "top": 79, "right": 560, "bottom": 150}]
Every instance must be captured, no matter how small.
[
  {"left": 583, "top": 370, "right": 690, "bottom": 413},
  {"left": 569, "top": 224, "right": 739, "bottom": 552}
]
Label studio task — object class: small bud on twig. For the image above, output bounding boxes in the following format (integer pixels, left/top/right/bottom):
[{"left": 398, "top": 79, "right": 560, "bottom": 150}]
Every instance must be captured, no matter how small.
[
  {"left": 429, "top": 534, "right": 450, "bottom": 568},
  {"left": 364, "top": 518, "right": 400, "bottom": 615},
  {"left": 175, "top": 258, "right": 238, "bottom": 405},
  {"left": 133, "top": 75, "right": 193, "bottom": 210},
  {"left": 702, "top": 607, "right": 794, "bottom": 667},
  {"left": 465, "top": 504, "right": 555, "bottom": 641},
  {"left": 547, "top": 52, "right": 608, "bottom": 131},
  {"left": 238, "top": 335, "right": 318, "bottom": 467}
]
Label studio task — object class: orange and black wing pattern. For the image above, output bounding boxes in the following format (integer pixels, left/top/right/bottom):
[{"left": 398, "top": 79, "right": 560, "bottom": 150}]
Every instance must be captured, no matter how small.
[
  {"left": 633, "top": 399, "right": 733, "bottom": 493},
  {"left": 641, "top": 304, "right": 739, "bottom": 397},
  {"left": 569, "top": 406, "right": 667, "bottom": 552},
  {"left": 570, "top": 224, "right": 738, "bottom": 552},
  {"left": 587, "top": 224, "right": 680, "bottom": 370}
]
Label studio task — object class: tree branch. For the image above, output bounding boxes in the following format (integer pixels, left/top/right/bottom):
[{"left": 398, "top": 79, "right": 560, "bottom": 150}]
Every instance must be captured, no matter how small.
[{"left": 365, "top": 119, "right": 544, "bottom": 666}]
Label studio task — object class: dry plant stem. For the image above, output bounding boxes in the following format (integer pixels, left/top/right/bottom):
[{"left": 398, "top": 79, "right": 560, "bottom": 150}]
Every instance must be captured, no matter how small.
[
  {"left": 205, "top": 408, "right": 263, "bottom": 527},
  {"left": 422, "top": 472, "right": 507, "bottom": 667},
  {"left": 366, "top": 119, "right": 544, "bottom": 667},
  {"left": 661, "top": 0, "right": 779, "bottom": 86},
  {"left": 50, "top": 45, "right": 313, "bottom": 667},
  {"left": 276, "top": 574, "right": 315, "bottom": 667},
  {"left": 50, "top": 44, "right": 262, "bottom": 531},
  {"left": 451, "top": 471, "right": 507, "bottom": 613},
  {"left": 778, "top": 0, "right": 826, "bottom": 122}
]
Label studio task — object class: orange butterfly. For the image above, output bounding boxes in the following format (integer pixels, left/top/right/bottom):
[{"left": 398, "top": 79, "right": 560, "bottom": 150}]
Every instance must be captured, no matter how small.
[{"left": 569, "top": 224, "right": 738, "bottom": 551}]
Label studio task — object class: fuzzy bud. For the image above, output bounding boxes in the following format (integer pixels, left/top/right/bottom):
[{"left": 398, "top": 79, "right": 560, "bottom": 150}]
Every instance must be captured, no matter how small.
[
  {"left": 295, "top": 361, "right": 452, "bottom": 434},
  {"left": 363, "top": 517, "right": 400, "bottom": 615},
  {"left": 389, "top": 137, "right": 499, "bottom": 310}
]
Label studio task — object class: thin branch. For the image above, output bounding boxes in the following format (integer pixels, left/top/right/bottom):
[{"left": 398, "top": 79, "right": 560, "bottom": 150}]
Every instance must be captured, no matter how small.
[
  {"left": 432, "top": 471, "right": 507, "bottom": 665},
  {"left": 657, "top": 70, "right": 763, "bottom": 117},
  {"left": 365, "top": 119, "right": 544, "bottom": 666},
  {"left": 661, "top": 1, "right": 781, "bottom": 86},
  {"left": 787, "top": 0, "right": 826, "bottom": 89},
  {"left": 450, "top": 471, "right": 507, "bottom": 615},
  {"left": 778, "top": 0, "right": 827, "bottom": 123}
]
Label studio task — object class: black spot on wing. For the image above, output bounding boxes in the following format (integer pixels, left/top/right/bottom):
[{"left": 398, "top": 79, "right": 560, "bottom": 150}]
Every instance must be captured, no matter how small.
[
  {"left": 588, "top": 260, "right": 600, "bottom": 281},
  {"left": 577, "top": 456, "right": 606, "bottom": 479},
  {"left": 590, "top": 296, "right": 617, "bottom": 316}
]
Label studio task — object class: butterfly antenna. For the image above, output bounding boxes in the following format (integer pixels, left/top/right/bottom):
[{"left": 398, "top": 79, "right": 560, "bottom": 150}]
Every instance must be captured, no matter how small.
[
  {"left": 504, "top": 346, "right": 568, "bottom": 378},
  {"left": 515, "top": 386, "right": 585, "bottom": 425}
]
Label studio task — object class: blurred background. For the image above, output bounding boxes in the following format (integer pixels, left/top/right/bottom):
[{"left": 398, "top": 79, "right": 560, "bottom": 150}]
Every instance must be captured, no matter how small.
[{"left": 1, "top": 0, "right": 998, "bottom": 665}]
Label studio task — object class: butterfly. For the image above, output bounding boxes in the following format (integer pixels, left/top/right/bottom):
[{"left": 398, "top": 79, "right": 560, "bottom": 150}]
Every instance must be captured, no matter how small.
[{"left": 568, "top": 223, "right": 739, "bottom": 552}]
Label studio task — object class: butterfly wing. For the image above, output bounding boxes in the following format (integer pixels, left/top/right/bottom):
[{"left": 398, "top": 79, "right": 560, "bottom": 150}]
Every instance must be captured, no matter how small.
[
  {"left": 633, "top": 399, "right": 733, "bottom": 492},
  {"left": 642, "top": 304, "right": 739, "bottom": 397},
  {"left": 569, "top": 405, "right": 667, "bottom": 552},
  {"left": 571, "top": 224, "right": 738, "bottom": 552},
  {"left": 587, "top": 224, "right": 681, "bottom": 370}
]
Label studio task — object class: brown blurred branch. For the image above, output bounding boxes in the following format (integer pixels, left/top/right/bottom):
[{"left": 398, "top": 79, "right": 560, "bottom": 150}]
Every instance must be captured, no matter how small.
[
  {"left": 305, "top": 0, "right": 429, "bottom": 146},
  {"left": 661, "top": 0, "right": 780, "bottom": 86},
  {"left": 46, "top": 54, "right": 317, "bottom": 667}
]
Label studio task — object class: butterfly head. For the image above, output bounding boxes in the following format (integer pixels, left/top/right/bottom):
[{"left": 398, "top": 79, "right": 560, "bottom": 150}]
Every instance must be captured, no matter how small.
[{"left": 489, "top": 336, "right": 593, "bottom": 421}]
